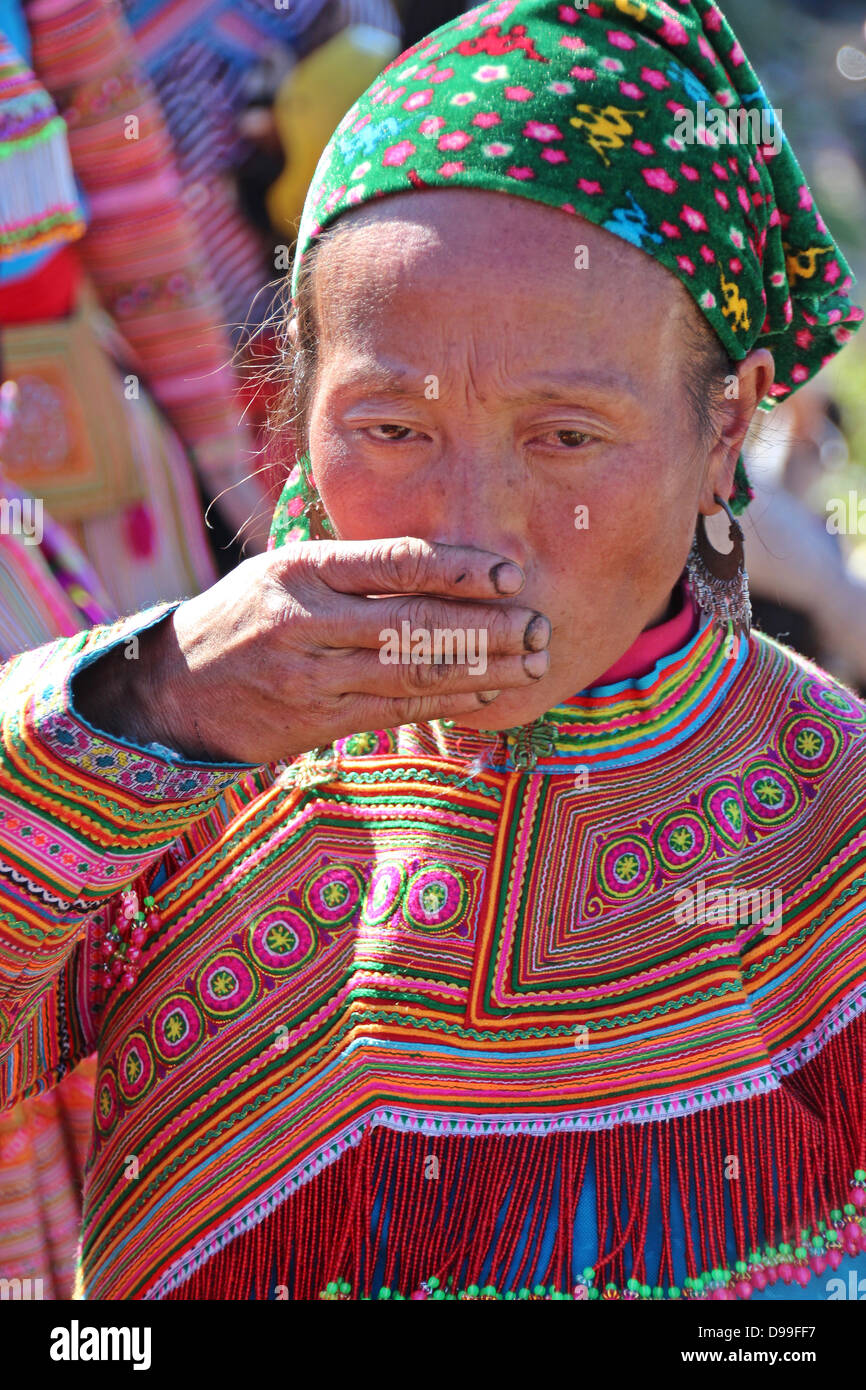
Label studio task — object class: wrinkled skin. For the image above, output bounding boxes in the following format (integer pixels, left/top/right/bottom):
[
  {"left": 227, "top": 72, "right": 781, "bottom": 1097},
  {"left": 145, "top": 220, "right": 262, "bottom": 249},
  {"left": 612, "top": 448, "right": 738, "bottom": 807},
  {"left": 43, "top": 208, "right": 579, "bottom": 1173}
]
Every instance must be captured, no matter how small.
[
  {"left": 75, "top": 189, "right": 774, "bottom": 765},
  {"left": 303, "top": 187, "right": 773, "bottom": 730}
]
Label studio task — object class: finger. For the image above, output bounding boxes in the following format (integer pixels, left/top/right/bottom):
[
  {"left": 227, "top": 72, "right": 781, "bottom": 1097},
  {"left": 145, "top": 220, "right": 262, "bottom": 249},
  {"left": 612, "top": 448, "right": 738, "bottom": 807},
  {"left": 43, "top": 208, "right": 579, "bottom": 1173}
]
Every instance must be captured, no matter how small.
[
  {"left": 283, "top": 536, "right": 527, "bottom": 600},
  {"left": 346, "top": 686, "right": 512, "bottom": 732},
  {"left": 310, "top": 594, "right": 552, "bottom": 656},
  {"left": 324, "top": 647, "right": 550, "bottom": 698}
]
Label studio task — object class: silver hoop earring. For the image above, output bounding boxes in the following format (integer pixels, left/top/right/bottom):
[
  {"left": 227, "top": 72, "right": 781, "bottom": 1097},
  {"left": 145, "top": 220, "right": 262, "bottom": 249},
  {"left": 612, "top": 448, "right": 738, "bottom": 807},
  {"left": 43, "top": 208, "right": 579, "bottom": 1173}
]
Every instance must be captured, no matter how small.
[{"left": 686, "top": 493, "right": 751, "bottom": 638}]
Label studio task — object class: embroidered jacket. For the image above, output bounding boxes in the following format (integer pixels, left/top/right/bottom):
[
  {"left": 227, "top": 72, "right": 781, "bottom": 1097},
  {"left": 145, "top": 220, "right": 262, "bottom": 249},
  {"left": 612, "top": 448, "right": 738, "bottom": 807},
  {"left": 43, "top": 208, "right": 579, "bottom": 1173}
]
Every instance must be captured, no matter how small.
[{"left": 1, "top": 603, "right": 865, "bottom": 1300}]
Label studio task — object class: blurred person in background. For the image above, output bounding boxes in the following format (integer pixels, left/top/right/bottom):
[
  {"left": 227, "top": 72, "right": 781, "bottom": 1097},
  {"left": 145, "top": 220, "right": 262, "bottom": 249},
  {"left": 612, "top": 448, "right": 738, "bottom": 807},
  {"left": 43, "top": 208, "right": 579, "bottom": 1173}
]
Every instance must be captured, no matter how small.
[{"left": 739, "top": 383, "right": 866, "bottom": 695}]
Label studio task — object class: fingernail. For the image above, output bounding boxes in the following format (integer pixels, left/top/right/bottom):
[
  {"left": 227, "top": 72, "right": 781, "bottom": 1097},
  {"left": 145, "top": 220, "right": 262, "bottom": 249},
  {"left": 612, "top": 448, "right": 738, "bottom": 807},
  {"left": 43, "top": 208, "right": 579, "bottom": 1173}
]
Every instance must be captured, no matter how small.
[
  {"left": 490, "top": 561, "right": 524, "bottom": 595},
  {"left": 523, "top": 613, "right": 551, "bottom": 651},
  {"left": 477, "top": 689, "right": 500, "bottom": 704},
  {"left": 523, "top": 650, "right": 549, "bottom": 679}
]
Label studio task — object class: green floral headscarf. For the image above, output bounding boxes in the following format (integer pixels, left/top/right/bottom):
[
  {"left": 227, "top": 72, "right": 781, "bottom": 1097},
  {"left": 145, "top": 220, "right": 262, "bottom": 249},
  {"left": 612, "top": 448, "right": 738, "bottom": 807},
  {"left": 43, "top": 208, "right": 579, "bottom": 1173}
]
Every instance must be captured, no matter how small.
[{"left": 270, "top": 0, "right": 862, "bottom": 549}]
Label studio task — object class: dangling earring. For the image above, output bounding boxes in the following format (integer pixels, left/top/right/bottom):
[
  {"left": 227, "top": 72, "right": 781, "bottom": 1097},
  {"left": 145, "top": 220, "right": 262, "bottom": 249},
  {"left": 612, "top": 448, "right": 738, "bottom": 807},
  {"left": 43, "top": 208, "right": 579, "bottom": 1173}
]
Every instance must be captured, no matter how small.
[{"left": 686, "top": 493, "right": 751, "bottom": 638}]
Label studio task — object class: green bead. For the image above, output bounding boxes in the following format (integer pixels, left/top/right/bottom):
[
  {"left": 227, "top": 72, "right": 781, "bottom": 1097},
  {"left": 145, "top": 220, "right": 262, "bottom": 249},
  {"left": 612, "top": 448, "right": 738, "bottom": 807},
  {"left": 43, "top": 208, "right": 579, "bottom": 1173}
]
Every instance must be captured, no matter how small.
[
  {"left": 735, "top": 1261, "right": 748, "bottom": 1275},
  {"left": 339, "top": 1281, "right": 351, "bottom": 1294},
  {"left": 588, "top": 1287, "right": 600, "bottom": 1300},
  {"left": 433, "top": 1289, "right": 446, "bottom": 1300},
  {"left": 467, "top": 1284, "right": 480, "bottom": 1297},
  {"left": 627, "top": 1277, "right": 640, "bottom": 1291},
  {"left": 669, "top": 1286, "right": 680, "bottom": 1299},
  {"left": 427, "top": 1276, "right": 439, "bottom": 1290},
  {"left": 378, "top": 1287, "right": 391, "bottom": 1300},
  {"left": 532, "top": 1284, "right": 546, "bottom": 1297},
  {"left": 518, "top": 1287, "right": 530, "bottom": 1300},
  {"left": 482, "top": 1285, "right": 497, "bottom": 1297},
  {"left": 504, "top": 1291, "right": 517, "bottom": 1300},
  {"left": 582, "top": 1266, "right": 595, "bottom": 1281},
  {"left": 794, "top": 1246, "right": 807, "bottom": 1260},
  {"left": 830, "top": 1209, "right": 843, "bottom": 1222},
  {"left": 605, "top": 1282, "right": 617, "bottom": 1293},
  {"left": 652, "top": 1286, "right": 664, "bottom": 1300},
  {"left": 855, "top": 1170, "right": 866, "bottom": 1182},
  {"left": 843, "top": 1203, "right": 856, "bottom": 1217}
]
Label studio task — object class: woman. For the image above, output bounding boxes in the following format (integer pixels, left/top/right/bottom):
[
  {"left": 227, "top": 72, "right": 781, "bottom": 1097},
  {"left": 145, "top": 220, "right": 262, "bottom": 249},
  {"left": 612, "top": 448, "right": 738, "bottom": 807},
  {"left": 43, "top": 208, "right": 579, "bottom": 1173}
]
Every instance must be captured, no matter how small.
[{"left": 1, "top": 0, "right": 865, "bottom": 1301}]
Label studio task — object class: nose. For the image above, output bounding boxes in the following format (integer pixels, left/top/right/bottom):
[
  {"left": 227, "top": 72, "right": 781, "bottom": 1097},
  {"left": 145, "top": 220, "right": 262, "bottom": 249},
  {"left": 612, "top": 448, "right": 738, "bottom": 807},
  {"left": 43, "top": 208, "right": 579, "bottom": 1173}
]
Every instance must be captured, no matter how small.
[{"left": 421, "top": 444, "right": 531, "bottom": 570}]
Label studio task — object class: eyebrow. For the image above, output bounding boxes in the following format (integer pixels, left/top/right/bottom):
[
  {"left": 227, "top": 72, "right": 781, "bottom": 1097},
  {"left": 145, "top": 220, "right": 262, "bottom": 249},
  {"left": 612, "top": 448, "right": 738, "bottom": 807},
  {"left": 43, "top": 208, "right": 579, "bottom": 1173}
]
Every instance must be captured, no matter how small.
[{"left": 336, "top": 364, "right": 640, "bottom": 403}]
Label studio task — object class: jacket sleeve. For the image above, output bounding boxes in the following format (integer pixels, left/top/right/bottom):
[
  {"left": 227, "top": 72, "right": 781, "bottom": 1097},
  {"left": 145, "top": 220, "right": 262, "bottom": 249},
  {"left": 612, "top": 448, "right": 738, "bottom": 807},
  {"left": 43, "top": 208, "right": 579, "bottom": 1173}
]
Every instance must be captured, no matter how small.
[{"left": 0, "top": 601, "right": 263, "bottom": 1108}]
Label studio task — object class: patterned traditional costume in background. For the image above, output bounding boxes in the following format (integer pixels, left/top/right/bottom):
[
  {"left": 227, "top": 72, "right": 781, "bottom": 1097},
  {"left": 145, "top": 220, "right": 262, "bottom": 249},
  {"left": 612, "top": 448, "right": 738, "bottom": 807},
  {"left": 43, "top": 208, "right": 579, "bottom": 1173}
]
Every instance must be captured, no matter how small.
[
  {"left": 0, "top": 28, "right": 84, "bottom": 262},
  {"left": 0, "top": 377, "right": 113, "bottom": 1294},
  {"left": 120, "top": 0, "right": 402, "bottom": 340},
  {"left": 0, "top": 481, "right": 110, "bottom": 1296},
  {"left": 0, "top": 0, "right": 865, "bottom": 1302},
  {"left": 0, "top": 0, "right": 258, "bottom": 609}
]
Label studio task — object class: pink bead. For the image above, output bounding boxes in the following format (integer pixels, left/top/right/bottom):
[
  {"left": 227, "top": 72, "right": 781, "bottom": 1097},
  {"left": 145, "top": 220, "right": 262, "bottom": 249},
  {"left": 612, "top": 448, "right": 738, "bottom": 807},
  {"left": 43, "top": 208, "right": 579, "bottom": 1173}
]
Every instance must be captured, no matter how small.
[
  {"left": 122, "top": 902, "right": 136, "bottom": 919},
  {"left": 121, "top": 971, "right": 136, "bottom": 988},
  {"left": 126, "top": 947, "right": 140, "bottom": 963},
  {"left": 102, "top": 939, "right": 115, "bottom": 958},
  {"left": 130, "top": 926, "right": 145, "bottom": 946},
  {"left": 710, "top": 1288, "right": 727, "bottom": 1300},
  {"left": 852, "top": 1188, "right": 866, "bottom": 1208},
  {"left": 735, "top": 1281, "right": 752, "bottom": 1299},
  {"left": 766, "top": 1266, "right": 778, "bottom": 1284},
  {"left": 111, "top": 959, "right": 123, "bottom": 978},
  {"left": 827, "top": 1248, "right": 843, "bottom": 1269},
  {"left": 778, "top": 1263, "right": 793, "bottom": 1284},
  {"left": 751, "top": 1268, "right": 768, "bottom": 1291},
  {"left": 808, "top": 1254, "right": 827, "bottom": 1276},
  {"left": 844, "top": 1222, "right": 860, "bottom": 1243},
  {"left": 146, "top": 912, "right": 161, "bottom": 930},
  {"left": 411, "top": 1291, "right": 427, "bottom": 1300},
  {"left": 794, "top": 1267, "right": 811, "bottom": 1287}
]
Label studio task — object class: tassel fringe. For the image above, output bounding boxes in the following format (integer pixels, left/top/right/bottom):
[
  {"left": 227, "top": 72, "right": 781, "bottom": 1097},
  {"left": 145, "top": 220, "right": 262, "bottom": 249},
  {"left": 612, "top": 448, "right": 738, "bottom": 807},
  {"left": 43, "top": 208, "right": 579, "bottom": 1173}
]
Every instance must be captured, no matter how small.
[{"left": 160, "top": 1012, "right": 866, "bottom": 1301}]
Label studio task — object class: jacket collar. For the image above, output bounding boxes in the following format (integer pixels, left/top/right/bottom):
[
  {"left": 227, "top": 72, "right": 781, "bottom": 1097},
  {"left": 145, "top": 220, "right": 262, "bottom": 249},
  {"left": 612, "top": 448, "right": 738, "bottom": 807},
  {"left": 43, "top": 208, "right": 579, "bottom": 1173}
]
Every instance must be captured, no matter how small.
[{"left": 395, "top": 603, "right": 744, "bottom": 774}]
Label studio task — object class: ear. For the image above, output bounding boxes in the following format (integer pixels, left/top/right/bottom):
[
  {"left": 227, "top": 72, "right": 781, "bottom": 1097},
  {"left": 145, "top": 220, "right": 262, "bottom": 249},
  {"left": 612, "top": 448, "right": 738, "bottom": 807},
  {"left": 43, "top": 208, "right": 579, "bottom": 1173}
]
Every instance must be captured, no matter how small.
[{"left": 700, "top": 347, "right": 775, "bottom": 513}]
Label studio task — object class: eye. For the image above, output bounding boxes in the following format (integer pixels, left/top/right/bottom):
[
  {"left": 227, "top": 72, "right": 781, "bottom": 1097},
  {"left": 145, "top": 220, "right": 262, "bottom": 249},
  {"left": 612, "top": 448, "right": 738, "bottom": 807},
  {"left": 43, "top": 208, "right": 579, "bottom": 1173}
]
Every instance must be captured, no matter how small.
[
  {"left": 365, "top": 423, "right": 420, "bottom": 442},
  {"left": 536, "top": 428, "right": 594, "bottom": 450}
]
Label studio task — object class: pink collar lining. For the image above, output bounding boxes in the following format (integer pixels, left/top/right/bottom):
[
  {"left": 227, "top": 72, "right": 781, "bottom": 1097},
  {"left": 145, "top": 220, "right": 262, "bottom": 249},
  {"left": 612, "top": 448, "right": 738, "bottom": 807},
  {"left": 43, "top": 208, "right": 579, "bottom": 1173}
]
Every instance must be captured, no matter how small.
[{"left": 594, "top": 578, "right": 700, "bottom": 686}]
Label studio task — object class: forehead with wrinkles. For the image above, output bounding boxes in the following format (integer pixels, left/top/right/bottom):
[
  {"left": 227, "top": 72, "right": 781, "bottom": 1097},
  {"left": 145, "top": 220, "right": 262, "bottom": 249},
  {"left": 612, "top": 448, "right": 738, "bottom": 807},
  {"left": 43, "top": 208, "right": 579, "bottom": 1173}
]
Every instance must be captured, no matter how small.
[{"left": 309, "top": 188, "right": 697, "bottom": 393}]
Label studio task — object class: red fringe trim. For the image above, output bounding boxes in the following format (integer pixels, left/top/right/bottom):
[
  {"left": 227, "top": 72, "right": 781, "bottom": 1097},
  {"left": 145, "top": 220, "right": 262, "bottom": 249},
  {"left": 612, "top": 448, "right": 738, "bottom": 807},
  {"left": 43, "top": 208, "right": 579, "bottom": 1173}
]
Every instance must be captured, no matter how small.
[{"left": 161, "top": 1011, "right": 866, "bottom": 1300}]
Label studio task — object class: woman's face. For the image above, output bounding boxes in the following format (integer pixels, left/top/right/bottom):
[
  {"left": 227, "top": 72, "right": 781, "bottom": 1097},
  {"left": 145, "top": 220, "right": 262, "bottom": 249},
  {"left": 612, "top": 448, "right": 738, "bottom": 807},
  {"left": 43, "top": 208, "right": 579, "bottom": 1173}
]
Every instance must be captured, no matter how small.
[{"left": 304, "top": 188, "right": 771, "bottom": 730}]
